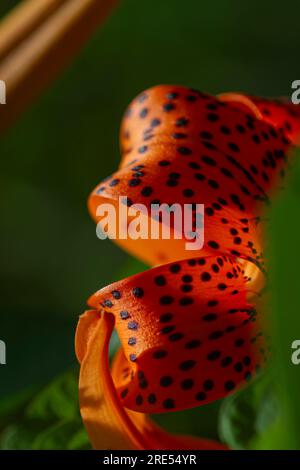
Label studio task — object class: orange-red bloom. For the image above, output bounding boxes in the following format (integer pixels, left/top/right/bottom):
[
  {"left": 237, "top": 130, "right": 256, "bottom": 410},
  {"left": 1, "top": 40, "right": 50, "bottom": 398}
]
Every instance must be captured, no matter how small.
[{"left": 75, "top": 85, "right": 300, "bottom": 450}]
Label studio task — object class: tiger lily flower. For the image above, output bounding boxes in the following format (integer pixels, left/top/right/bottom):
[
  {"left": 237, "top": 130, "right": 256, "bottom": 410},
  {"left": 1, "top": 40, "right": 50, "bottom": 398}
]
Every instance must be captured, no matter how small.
[{"left": 75, "top": 85, "right": 300, "bottom": 450}]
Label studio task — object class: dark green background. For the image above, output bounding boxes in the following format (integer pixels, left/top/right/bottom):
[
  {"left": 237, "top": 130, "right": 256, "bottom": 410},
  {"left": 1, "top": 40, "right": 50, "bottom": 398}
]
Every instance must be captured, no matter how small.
[{"left": 0, "top": 0, "right": 300, "bottom": 449}]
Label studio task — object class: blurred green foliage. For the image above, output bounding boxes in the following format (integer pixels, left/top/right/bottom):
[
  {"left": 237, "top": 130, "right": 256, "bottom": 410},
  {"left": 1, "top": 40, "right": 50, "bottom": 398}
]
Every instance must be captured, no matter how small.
[
  {"left": 267, "top": 151, "right": 300, "bottom": 449},
  {"left": 219, "top": 151, "right": 300, "bottom": 450},
  {"left": 219, "top": 371, "right": 279, "bottom": 449},
  {"left": 0, "top": 370, "right": 89, "bottom": 449},
  {"left": 1, "top": 0, "right": 300, "bottom": 450}
]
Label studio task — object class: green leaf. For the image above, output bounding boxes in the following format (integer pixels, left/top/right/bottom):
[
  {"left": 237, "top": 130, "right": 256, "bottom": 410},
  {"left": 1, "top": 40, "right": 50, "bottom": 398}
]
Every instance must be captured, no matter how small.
[
  {"left": 32, "top": 420, "right": 89, "bottom": 450},
  {"left": 26, "top": 370, "right": 79, "bottom": 422},
  {"left": 0, "top": 369, "right": 89, "bottom": 450},
  {"left": 219, "top": 373, "right": 278, "bottom": 449}
]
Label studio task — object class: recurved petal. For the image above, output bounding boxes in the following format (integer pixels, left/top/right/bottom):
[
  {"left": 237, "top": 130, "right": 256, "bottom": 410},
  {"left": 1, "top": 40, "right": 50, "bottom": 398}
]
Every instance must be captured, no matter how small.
[
  {"left": 88, "top": 255, "right": 266, "bottom": 414},
  {"left": 77, "top": 310, "right": 227, "bottom": 450}
]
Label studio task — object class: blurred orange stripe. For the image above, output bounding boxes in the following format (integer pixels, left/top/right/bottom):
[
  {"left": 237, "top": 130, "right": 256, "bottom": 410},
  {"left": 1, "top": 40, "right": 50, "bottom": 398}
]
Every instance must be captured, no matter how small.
[
  {"left": 0, "top": 0, "right": 119, "bottom": 133},
  {"left": 0, "top": 0, "right": 67, "bottom": 60}
]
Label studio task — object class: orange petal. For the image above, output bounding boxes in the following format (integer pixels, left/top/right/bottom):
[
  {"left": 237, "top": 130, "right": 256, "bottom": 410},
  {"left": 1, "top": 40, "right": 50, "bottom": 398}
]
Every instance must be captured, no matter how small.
[
  {"left": 77, "top": 310, "right": 227, "bottom": 450},
  {"left": 89, "top": 85, "right": 294, "bottom": 270},
  {"left": 87, "top": 255, "right": 265, "bottom": 414}
]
